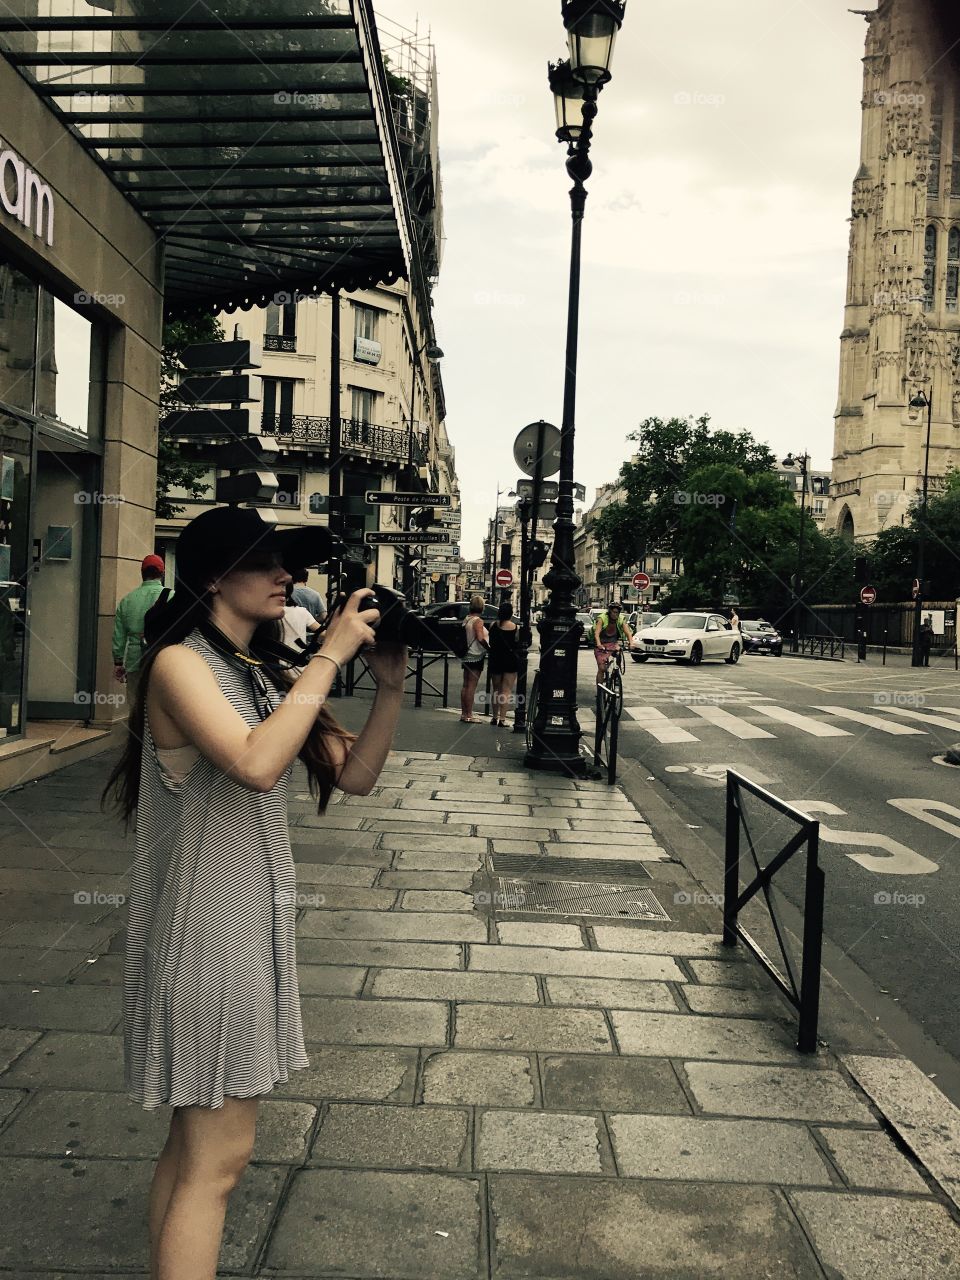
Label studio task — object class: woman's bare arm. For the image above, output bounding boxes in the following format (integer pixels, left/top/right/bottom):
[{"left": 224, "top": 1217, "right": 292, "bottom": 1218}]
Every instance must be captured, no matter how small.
[{"left": 334, "top": 644, "right": 407, "bottom": 795}]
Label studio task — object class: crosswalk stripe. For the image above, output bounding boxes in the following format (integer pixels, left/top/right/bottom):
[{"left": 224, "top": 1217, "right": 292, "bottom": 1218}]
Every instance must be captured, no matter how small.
[
  {"left": 751, "top": 705, "right": 852, "bottom": 737},
  {"left": 813, "top": 706, "right": 926, "bottom": 736},
  {"left": 879, "top": 707, "right": 960, "bottom": 732},
  {"left": 624, "top": 706, "right": 699, "bottom": 742},
  {"left": 688, "top": 704, "right": 774, "bottom": 739}
]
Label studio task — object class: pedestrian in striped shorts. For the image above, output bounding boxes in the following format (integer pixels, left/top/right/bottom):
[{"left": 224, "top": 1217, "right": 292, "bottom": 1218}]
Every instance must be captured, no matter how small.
[{"left": 103, "top": 505, "right": 406, "bottom": 1280}]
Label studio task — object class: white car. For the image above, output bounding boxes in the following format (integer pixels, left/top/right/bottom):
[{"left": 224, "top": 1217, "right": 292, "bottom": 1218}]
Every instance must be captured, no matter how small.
[{"left": 634, "top": 611, "right": 741, "bottom": 665}]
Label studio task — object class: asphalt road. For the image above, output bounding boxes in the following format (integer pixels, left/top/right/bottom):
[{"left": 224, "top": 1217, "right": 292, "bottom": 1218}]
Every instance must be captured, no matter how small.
[{"left": 577, "top": 646, "right": 960, "bottom": 1078}]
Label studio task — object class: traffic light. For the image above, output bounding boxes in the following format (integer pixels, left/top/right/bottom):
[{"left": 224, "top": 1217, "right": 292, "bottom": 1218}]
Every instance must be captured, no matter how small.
[{"left": 529, "top": 540, "right": 550, "bottom": 568}]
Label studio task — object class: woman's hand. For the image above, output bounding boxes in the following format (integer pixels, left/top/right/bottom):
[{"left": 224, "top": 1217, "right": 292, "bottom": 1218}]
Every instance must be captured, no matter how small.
[
  {"left": 366, "top": 642, "right": 408, "bottom": 692},
  {"left": 315, "top": 589, "right": 380, "bottom": 667}
]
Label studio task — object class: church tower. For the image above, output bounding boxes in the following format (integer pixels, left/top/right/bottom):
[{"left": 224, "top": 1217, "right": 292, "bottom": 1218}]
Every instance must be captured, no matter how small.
[{"left": 830, "top": 0, "right": 960, "bottom": 541}]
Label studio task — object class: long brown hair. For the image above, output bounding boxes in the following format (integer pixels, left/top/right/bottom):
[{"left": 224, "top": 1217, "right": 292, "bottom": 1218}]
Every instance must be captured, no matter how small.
[{"left": 101, "top": 583, "right": 353, "bottom": 828}]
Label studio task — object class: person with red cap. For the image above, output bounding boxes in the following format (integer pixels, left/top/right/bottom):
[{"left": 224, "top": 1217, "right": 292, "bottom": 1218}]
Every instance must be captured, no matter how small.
[{"left": 112, "top": 554, "right": 167, "bottom": 704}]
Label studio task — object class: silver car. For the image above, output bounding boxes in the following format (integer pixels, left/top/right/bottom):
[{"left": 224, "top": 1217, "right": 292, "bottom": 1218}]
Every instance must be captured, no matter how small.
[{"left": 635, "top": 611, "right": 742, "bottom": 666}]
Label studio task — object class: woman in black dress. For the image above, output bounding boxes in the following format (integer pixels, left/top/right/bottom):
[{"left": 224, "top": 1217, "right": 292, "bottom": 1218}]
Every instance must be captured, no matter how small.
[{"left": 488, "top": 600, "right": 520, "bottom": 726}]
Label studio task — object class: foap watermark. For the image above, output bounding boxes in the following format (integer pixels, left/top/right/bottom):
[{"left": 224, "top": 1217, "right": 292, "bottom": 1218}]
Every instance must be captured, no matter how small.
[
  {"left": 274, "top": 890, "right": 326, "bottom": 907},
  {"left": 288, "top": 690, "right": 327, "bottom": 710},
  {"left": 273, "top": 91, "right": 330, "bottom": 108},
  {"left": 74, "top": 490, "right": 124, "bottom": 505},
  {"left": 74, "top": 91, "right": 129, "bottom": 109},
  {"left": 674, "top": 491, "right": 726, "bottom": 506},
  {"left": 674, "top": 890, "right": 724, "bottom": 906},
  {"left": 74, "top": 691, "right": 125, "bottom": 707},
  {"left": 673, "top": 693, "right": 731, "bottom": 706},
  {"left": 474, "top": 888, "right": 528, "bottom": 909},
  {"left": 874, "top": 891, "right": 925, "bottom": 907},
  {"left": 473, "top": 289, "right": 526, "bottom": 309},
  {"left": 873, "top": 90, "right": 925, "bottom": 107},
  {"left": 674, "top": 90, "right": 726, "bottom": 107},
  {"left": 74, "top": 290, "right": 125, "bottom": 307},
  {"left": 74, "top": 890, "right": 126, "bottom": 906},
  {"left": 873, "top": 691, "right": 926, "bottom": 707}
]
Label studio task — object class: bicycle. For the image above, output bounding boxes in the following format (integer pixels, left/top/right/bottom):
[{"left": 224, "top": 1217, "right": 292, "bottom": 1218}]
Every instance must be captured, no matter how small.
[
  {"left": 524, "top": 672, "right": 540, "bottom": 752},
  {"left": 596, "top": 642, "right": 625, "bottom": 720}
]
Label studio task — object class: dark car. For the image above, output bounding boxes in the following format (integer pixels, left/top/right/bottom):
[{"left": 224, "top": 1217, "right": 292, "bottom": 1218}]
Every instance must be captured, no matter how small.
[
  {"left": 740, "top": 619, "right": 783, "bottom": 656},
  {"left": 423, "top": 600, "right": 500, "bottom": 624},
  {"left": 576, "top": 611, "right": 596, "bottom": 647}
]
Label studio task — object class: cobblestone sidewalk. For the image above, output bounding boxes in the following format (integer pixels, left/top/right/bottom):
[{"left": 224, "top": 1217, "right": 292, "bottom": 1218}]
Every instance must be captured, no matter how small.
[{"left": 0, "top": 740, "right": 959, "bottom": 1277}]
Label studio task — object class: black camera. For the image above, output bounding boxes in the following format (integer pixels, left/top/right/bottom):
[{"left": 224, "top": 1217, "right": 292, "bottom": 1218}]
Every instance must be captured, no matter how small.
[{"left": 353, "top": 585, "right": 467, "bottom": 657}]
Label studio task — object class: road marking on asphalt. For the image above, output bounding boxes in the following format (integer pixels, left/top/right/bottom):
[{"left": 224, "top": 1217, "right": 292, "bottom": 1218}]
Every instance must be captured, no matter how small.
[
  {"left": 888, "top": 798, "right": 960, "bottom": 839},
  {"left": 813, "top": 706, "right": 926, "bottom": 735},
  {"left": 688, "top": 704, "right": 774, "bottom": 739},
  {"left": 751, "top": 705, "right": 852, "bottom": 737},
  {"left": 879, "top": 707, "right": 960, "bottom": 732},
  {"left": 786, "top": 801, "right": 938, "bottom": 875},
  {"left": 624, "top": 706, "right": 698, "bottom": 742}
]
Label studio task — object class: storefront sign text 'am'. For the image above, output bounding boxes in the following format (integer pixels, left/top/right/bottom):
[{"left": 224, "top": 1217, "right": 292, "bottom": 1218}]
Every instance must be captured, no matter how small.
[{"left": 0, "top": 142, "right": 54, "bottom": 246}]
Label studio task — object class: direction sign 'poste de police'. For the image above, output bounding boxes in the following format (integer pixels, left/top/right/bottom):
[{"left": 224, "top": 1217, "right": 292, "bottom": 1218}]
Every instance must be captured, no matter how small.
[{"left": 365, "top": 491, "right": 452, "bottom": 507}]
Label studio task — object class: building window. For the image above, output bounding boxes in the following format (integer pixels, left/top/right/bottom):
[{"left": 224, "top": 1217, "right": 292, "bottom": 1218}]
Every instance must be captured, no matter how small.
[
  {"left": 928, "top": 86, "right": 942, "bottom": 196},
  {"left": 671, "top": 557, "right": 681, "bottom": 575},
  {"left": 273, "top": 472, "right": 300, "bottom": 510},
  {"left": 924, "top": 225, "right": 938, "bottom": 311},
  {"left": 351, "top": 386, "right": 380, "bottom": 424},
  {"left": 264, "top": 300, "right": 297, "bottom": 351},
  {"left": 813, "top": 499, "right": 825, "bottom": 515},
  {"left": 652, "top": 556, "right": 662, "bottom": 574},
  {"left": 262, "top": 376, "right": 296, "bottom": 430},
  {"left": 953, "top": 101, "right": 960, "bottom": 196},
  {"left": 947, "top": 227, "right": 960, "bottom": 313},
  {"left": 353, "top": 305, "right": 382, "bottom": 365}
]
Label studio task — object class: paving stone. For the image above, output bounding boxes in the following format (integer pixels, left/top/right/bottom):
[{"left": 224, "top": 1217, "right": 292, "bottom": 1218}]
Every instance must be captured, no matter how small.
[
  {"left": 489, "top": 1174, "right": 822, "bottom": 1278},
  {"left": 0, "top": 1028, "right": 41, "bottom": 1074},
  {"left": 296, "top": 965, "right": 366, "bottom": 997},
  {"left": 291, "top": 841, "right": 392, "bottom": 868},
  {"left": 496, "top": 922, "right": 584, "bottom": 948},
  {"left": 681, "top": 984, "right": 779, "bottom": 1017},
  {"left": 394, "top": 850, "right": 484, "bottom": 871},
  {"left": 490, "top": 840, "right": 546, "bottom": 856},
  {"left": 299, "top": 908, "right": 487, "bottom": 943},
  {"left": 290, "top": 863, "right": 378, "bottom": 887},
  {"left": 685, "top": 1063, "right": 877, "bottom": 1124},
  {"left": 0, "top": 1155, "right": 282, "bottom": 1272},
  {"left": 478, "top": 1109, "right": 602, "bottom": 1174},
  {"left": 455, "top": 1004, "right": 611, "bottom": 1054},
  {"left": 401, "top": 889, "right": 476, "bottom": 912},
  {"left": 372, "top": 968, "right": 539, "bottom": 1004},
  {"left": 613, "top": 1010, "right": 797, "bottom": 1063},
  {"left": 297, "top": 885, "right": 399, "bottom": 911},
  {"left": 422, "top": 1051, "right": 536, "bottom": 1107},
  {"left": 380, "top": 870, "right": 476, "bottom": 891},
  {"left": 0, "top": 1088, "right": 167, "bottom": 1157},
  {"left": 609, "top": 1114, "right": 832, "bottom": 1184},
  {"left": 398, "top": 799, "right": 532, "bottom": 815},
  {"left": 312, "top": 1102, "right": 470, "bottom": 1170},
  {"left": 273, "top": 1046, "right": 417, "bottom": 1103},
  {"left": 0, "top": 920, "right": 119, "bottom": 951},
  {"left": 372, "top": 820, "right": 476, "bottom": 836},
  {"left": 300, "top": 996, "right": 448, "bottom": 1047},
  {"left": 0, "top": 982, "right": 120, "bottom": 1032},
  {"left": 297, "top": 938, "right": 463, "bottom": 970},
  {"left": 552, "top": 831, "right": 667, "bottom": 851},
  {"left": 469, "top": 944, "right": 684, "bottom": 983},
  {"left": 816, "top": 1127, "right": 929, "bottom": 1194},
  {"left": 789, "top": 1191, "right": 960, "bottom": 1280},
  {"left": 593, "top": 928, "right": 728, "bottom": 957},
  {"left": 69, "top": 954, "right": 124, "bottom": 985},
  {"left": 0, "top": 868, "right": 127, "bottom": 896},
  {"left": 841, "top": 1054, "right": 960, "bottom": 1210},
  {"left": 546, "top": 976, "right": 678, "bottom": 1012},
  {"left": 381, "top": 834, "right": 490, "bottom": 855},
  {"left": 470, "top": 818, "right": 556, "bottom": 832},
  {"left": 266, "top": 1169, "right": 482, "bottom": 1277},
  {"left": 0, "top": 1032, "right": 124, "bottom": 1091},
  {"left": 686, "top": 958, "right": 765, "bottom": 988},
  {"left": 0, "top": 1088, "right": 26, "bottom": 1125},
  {"left": 542, "top": 1055, "right": 691, "bottom": 1114}
]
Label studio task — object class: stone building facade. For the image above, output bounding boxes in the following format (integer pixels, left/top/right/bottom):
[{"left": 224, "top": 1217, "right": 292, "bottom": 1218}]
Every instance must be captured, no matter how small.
[{"left": 830, "top": 0, "right": 960, "bottom": 541}]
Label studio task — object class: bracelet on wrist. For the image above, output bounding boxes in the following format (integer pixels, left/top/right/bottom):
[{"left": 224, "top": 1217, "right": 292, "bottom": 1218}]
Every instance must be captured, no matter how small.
[{"left": 313, "top": 651, "right": 341, "bottom": 676}]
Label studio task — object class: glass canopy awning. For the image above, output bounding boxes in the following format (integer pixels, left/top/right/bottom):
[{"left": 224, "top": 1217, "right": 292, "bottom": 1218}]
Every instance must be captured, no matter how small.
[{"left": 0, "top": 0, "right": 413, "bottom": 314}]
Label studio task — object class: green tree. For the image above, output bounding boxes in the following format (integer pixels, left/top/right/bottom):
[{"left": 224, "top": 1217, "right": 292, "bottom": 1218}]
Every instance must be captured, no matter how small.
[
  {"left": 867, "top": 471, "right": 960, "bottom": 602},
  {"left": 156, "top": 315, "right": 221, "bottom": 520}
]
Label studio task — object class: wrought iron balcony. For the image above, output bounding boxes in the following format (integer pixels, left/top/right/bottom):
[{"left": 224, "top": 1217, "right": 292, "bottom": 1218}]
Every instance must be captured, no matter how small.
[
  {"left": 261, "top": 415, "right": 429, "bottom": 467},
  {"left": 263, "top": 334, "right": 297, "bottom": 353}
]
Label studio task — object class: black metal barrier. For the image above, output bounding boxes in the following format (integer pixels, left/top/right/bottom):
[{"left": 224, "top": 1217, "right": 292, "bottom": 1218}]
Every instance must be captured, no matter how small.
[
  {"left": 797, "top": 635, "right": 845, "bottom": 660},
  {"left": 339, "top": 649, "right": 453, "bottom": 709},
  {"left": 593, "top": 678, "right": 621, "bottom": 784},
  {"left": 723, "top": 771, "right": 825, "bottom": 1053}
]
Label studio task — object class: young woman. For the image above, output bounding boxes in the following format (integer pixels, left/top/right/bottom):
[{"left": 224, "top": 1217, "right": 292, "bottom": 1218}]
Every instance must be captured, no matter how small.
[
  {"left": 487, "top": 600, "right": 520, "bottom": 727},
  {"left": 102, "top": 505, "right": 406, "bottom": 1280},
  {"left": 459, "top": 593, "right": 487, "bottom": 722}
]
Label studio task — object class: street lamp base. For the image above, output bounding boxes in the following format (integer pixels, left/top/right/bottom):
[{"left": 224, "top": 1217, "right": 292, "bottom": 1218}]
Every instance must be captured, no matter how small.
[{"left": 524, "top": 730, "right": 588, "bottom": 777}]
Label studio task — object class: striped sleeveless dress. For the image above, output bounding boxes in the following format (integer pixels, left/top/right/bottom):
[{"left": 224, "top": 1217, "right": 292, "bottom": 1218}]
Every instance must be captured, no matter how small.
[{"left": 123, "top": 628, "right": 309, "bottom": 1111}]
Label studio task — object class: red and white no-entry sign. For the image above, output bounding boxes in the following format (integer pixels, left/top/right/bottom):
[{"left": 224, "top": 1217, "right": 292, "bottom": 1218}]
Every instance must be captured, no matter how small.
[
  {"left": 632, "top": 571, "right": 651, "bottom": 590},
  {"left": 495, "top": 568, "right": 514, "bottom": 588},
  {"left": 860, "top": 585, "right": 877, "bottom": 605}
]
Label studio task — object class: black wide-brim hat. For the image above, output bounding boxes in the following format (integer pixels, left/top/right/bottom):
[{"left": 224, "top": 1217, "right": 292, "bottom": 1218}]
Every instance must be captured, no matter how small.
[{"left": 175, "top": 506, "right": 349, "bottom": 588}]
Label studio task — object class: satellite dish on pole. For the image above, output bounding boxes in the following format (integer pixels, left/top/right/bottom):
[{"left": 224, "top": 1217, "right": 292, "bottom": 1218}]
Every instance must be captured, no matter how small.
[{"left": 513, "top": 420, "right": 561, "bottom": 479}]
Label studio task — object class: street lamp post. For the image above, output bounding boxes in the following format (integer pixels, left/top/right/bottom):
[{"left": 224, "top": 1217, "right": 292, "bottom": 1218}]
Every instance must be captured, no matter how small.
[
  {"left": 401, "top": 337, "right": 443, "bottom": 601},
  {"left": 782, "top": 452, "right": 809, "bottom": 653},
  {"left": 526, "top": 0, "right": 626, "bottom": 776},
  {"left": 908, "top": 389, "right": 933, "bottom": 667},
  {"left": 488, "top": 486, "right": 505, "bottom": 598}
]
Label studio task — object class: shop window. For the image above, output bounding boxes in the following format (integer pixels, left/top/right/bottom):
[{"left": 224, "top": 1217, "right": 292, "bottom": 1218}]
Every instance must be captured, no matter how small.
[
  {"left": 0, "top": 412, "right": 32, "bottom": 736},
  {"left": 0, "top": 263, "right": 39, "bottom": 414},
  {"left": 35, "top": 294, "right": 94, "bottom": 435}
]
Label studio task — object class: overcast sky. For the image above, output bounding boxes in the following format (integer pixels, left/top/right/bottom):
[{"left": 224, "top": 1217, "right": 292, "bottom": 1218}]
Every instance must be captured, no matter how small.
[{"left": 378, "top": 0, "right": 870, "bottom": 560}]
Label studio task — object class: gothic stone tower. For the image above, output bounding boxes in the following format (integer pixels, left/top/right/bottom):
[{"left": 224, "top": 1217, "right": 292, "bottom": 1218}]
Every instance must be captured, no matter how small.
[{"left": 830, "top": 0, "right": 960, "bottom": 541}]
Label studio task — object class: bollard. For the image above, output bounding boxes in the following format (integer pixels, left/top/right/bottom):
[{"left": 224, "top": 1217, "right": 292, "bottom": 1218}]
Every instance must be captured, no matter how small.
[{"left": 414, "top": 650, "right": 424, "bottom": 708}]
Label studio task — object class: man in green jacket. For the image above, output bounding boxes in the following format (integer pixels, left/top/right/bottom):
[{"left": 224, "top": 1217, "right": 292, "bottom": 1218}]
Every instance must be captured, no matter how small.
[{"left": 113, "top": 555, "right": 166, "bottom": 705}]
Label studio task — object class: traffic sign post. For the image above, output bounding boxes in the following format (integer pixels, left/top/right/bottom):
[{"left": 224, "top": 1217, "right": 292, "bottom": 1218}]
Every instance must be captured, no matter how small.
[
  {"left": 860, "top": 585, "right": 877, "bottom": 605},
  {"left": 632, "top": 571, "right": 650, "bottom": 592},
  {"left": 365, "top": 491, "right": 452, "bottom": 507},
  {"left": 495, "top": 568, "right": 514, "bottom": 589}
]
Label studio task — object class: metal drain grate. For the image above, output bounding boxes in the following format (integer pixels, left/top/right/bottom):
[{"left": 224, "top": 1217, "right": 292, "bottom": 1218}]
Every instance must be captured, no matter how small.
[
  {"left": 491, "top": 854, "right": 652, "bottom": 881},
  {"left": 495, "top": 876, "right": 670, "bottom": 921}
]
